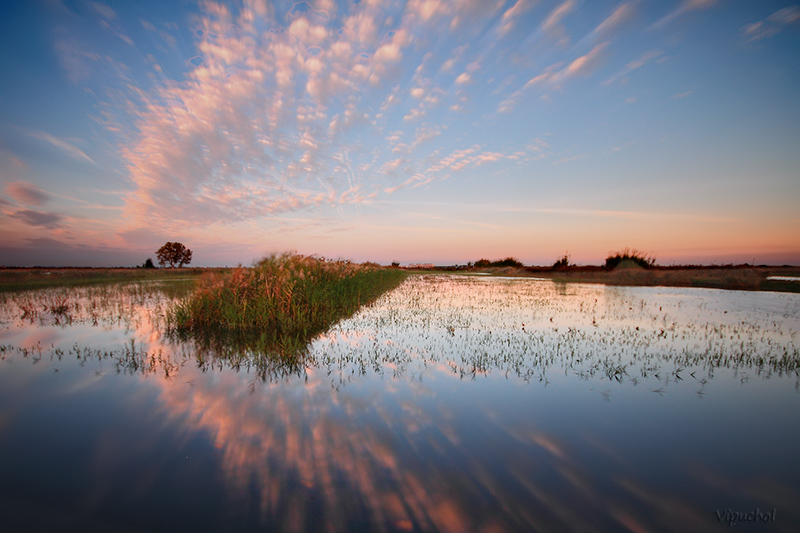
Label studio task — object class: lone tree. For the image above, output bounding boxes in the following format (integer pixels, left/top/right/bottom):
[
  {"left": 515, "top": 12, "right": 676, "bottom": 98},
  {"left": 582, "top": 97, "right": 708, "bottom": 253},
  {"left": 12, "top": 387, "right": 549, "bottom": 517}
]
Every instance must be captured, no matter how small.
[{"left": 156, "top": 242, "right": 193, "bottom": 268}]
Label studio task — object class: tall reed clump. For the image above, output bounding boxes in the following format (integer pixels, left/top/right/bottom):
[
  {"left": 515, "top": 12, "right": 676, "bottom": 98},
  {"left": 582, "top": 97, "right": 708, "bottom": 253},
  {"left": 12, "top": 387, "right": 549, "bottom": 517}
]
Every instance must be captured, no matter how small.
[{"left": 170, "top": 253, "right": 407, "bottom": 348}]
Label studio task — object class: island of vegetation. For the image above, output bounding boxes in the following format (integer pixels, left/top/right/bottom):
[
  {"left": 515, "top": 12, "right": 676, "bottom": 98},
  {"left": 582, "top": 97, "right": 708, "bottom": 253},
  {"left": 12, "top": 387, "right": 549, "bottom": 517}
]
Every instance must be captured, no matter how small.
[{"left": 169, "top": 253, "right": 407, "bottom": 350}]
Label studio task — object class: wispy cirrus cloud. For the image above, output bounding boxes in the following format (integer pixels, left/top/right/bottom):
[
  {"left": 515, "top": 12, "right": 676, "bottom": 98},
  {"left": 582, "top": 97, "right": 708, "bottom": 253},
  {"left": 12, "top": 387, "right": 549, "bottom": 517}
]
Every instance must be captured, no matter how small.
[
  {"left": 53, "top": 38, "right": 100, "bottom": 84},
  {"left": 383, "top": 144, "right": 508, "bottom": 194},
  {"left": 588, "top": 1, "right": 637, "bottom": 41},
  {"left": 741, "top": 6, "right": 800, "bottom": 42},
  {"left": 601, "top": 49, "right": 662, "bottom": 86},
  {"left": 541, "top": 0, "right": 576, "bottom": 46},
  {"left": 650, "top": 0, "right": 718, "bottom": 30},
  {"left": 26, "top": 129, "right": 96, "bottom": 165},
  {"left": 496, "top": 0, "right": 536, "bottom": 37},
  {"left": 500, "top": 205, "right": 738, "bottom": 223},
  {"left": 498, "top": 42, "right": 609, "bottom": 112}
]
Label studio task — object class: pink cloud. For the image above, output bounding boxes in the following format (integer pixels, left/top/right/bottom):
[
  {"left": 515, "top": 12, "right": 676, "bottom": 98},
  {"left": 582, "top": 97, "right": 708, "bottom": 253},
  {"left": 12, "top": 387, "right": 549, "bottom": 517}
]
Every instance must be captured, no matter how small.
[
  {"left": 497, "top": 0, "right": 534, "bottom": 36},
  {"left": 541, "top": 0, "right": 576, "bottom": 46},
  {"left": 590, "top": 2, "right": 636, "bottom": 40},
  {"left": 5, "top": 182, "right": 51, "bottom": 206}
]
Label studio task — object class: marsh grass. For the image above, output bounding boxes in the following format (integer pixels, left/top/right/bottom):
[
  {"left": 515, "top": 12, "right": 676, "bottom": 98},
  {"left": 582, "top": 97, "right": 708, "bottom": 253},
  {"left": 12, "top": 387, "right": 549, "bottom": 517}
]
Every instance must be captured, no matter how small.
[{"left": 170, "top": 253, "right": 408, "bottom": 353}]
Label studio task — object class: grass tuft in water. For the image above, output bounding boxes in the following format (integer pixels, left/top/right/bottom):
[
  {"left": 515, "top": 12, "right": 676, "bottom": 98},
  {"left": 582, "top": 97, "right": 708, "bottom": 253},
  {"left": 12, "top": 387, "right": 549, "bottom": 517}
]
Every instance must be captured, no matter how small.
[{"left": 170, "top": 253, "right": 408, "bottom": 348}]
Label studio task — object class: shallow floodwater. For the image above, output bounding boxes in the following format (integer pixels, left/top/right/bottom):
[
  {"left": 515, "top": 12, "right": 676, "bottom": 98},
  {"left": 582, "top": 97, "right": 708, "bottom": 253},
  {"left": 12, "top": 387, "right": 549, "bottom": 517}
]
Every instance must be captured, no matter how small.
[{"left": 0, "top": 276, "right": 798, "bottom": 532}]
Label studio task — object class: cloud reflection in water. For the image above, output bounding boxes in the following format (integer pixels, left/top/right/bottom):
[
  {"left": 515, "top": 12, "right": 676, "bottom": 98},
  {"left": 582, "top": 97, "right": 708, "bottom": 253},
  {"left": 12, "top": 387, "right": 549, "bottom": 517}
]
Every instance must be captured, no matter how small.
[{"left": 0, "top": 276, "right": 798, "bottom": 530}]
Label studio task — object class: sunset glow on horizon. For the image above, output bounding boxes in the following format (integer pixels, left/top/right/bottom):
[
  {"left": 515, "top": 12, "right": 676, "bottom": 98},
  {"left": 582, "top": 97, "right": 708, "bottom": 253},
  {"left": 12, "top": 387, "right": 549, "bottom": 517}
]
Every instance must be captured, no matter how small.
[{"left": 1, "top": 0, "right": 798, "bottom": 267}]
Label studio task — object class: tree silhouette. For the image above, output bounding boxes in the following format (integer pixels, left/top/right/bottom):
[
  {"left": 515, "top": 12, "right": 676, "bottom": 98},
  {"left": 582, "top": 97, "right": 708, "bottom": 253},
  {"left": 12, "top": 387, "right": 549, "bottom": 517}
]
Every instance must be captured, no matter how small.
[{"left": 156, "top": 242, "right": 193, "bottom": 268}]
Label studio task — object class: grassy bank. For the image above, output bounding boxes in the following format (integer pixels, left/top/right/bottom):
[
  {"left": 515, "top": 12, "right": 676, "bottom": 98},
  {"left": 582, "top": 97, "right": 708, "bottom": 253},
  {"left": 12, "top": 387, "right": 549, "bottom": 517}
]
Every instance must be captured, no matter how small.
[
  {"left": 441, "top": 265, "right": 800, "bottom": 292},
  {"left": 171, "top": 254, "right": 408, "bottom": 352},
  {"left": 542, "top": 265, "right": 800, "bottom": 292},
  {"left": 0, "top": 267, "right": 214, "bottom": 293}
]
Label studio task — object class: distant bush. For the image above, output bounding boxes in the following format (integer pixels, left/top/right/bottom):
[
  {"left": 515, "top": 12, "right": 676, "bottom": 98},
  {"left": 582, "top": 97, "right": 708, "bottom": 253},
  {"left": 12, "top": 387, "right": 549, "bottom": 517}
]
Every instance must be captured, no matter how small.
[
  {"left": 474, "top": 257, "right": 523, "bottom": 268},
  {"left": 605, "top": 248, "right": 656, "bottom": 269},
  {"left": 552, "top": 253, "right": 570, "bottom": 269}
]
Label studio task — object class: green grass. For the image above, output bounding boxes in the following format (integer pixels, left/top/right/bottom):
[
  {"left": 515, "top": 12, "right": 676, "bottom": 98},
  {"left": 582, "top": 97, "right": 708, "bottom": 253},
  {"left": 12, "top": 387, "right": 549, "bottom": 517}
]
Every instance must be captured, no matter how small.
[{"left": 170, "top": 253, "right": 408, "bottom": 353}]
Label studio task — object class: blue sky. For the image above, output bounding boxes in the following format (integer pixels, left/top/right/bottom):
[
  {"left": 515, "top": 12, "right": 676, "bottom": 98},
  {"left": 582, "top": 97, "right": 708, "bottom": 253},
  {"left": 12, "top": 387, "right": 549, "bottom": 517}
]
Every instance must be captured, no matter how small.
[{"left": 1, "top": 0, "right": 798, "bottom": 266}]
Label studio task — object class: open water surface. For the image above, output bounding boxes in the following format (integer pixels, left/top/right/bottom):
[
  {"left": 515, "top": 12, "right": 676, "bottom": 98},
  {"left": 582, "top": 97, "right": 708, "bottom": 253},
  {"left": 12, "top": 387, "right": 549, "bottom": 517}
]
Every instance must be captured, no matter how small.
[{"left": 0, "top": 275, "right": 798, "bottom": 532}]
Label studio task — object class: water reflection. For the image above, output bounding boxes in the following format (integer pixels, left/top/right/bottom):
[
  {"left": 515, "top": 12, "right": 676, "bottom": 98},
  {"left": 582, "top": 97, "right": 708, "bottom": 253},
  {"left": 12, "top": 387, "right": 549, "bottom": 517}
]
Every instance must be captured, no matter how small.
[{"left": 0, "top": 276, "right": 798, "bottom": 530}]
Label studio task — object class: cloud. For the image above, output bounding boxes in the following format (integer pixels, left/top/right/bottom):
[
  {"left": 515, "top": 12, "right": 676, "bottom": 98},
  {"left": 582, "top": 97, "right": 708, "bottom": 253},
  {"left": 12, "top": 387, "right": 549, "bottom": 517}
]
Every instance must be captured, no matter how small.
[
  {"left": 26, "top": 130, "right": 96, "bottom": 165},
  {"left": 601, "top": 50, "right": 662, "bottom": 86},
  {"left": 0, "top": 148, "right": 28, "bottom": 169},
  {"left": 412, "top": 124, "right": 444, "bottom": 147},
  {"left": 53, "top": 38, "right": 101, "bottom": 84},
  {"left": 562, "top": 42, "right": 608, "bottom": 78},
  {"left": 406, "top": 0, "right": 449, "bottom": 23},
  {"left": 541, "top": 0, "right": 576, "bottom": 46},
  {"left": 91, "top": 2, "right": 117, "bottom": 21},
  {"left": 501, "top": 206, "right": 738, "bottom": 223},
  {"left": 673, "top": 90, "right": 693, "bottom": 99},
  {"left": 121, "top": 3, "right": 385, "bottom": 230},
  {"left": 590, "top": 2, "right": 636, "bottom": 40},
  {"left": 0, "top": 237, "right": 153, "bottom": 267},
  {"left": 650, "top": 0, "right": 717, "bottom": 29},
  {"left": 4, "top": 182, "right": 51, "bottom": 206},
  {"left": 383, "top": 142, "right": 509, "bottom": 194},
  {"left": 10, "top": 209, "right": 65, "bottom": 229},
  {"left": 92, "top": 2, "right": 135, "bottom": 46},
  {"left": 110, "top": 0, "right": 625, "bottom": 237},
  {"left": 498, "top": 43, "right": 609, "bottom": 113},
  {"left": 741, "top": 6, "right": 800, "bottom": 42},
  {"left": 440, "top": 44, "right": 467, "bottom": 72},
  {"left": 496, "top": 0, "right": 535, "bottom": 36},
  {"left": 427, "top": 145, "right": 505, "bottom": 173}
]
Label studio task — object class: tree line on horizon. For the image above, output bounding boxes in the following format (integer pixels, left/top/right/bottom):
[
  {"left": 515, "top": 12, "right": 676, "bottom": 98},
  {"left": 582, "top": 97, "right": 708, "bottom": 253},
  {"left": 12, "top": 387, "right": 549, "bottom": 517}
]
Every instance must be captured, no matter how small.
[{"left": 137, "top": 243, "right": 655, "bottom": 271}]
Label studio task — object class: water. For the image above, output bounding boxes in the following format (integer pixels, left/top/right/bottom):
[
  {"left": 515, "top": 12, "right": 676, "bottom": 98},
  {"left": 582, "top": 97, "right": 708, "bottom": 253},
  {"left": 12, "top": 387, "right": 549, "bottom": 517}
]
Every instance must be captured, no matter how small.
[{"left": 0, "top": 276, "right": 798, "bottom": 531}]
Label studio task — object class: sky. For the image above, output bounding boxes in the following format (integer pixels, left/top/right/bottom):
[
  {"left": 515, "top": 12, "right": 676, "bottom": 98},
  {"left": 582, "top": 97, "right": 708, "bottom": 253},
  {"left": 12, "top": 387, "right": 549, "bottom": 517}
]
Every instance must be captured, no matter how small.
[{"left": 0, "top": 0, "right": 799, "bottom": 267}]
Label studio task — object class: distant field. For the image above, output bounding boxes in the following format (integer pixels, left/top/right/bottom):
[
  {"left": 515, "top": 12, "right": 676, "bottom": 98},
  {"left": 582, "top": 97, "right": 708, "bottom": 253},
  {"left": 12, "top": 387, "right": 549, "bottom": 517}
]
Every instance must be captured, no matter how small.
[
  {"left": 0, "top": 267, "right": 225, "bottom": 293},
  {"left": 407, "top": 265, "right": 800, "bottom": 293}
]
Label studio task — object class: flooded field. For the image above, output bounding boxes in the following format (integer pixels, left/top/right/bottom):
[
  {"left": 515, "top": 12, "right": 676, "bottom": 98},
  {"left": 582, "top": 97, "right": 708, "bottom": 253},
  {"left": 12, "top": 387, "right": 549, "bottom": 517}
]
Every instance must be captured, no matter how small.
[{"left": 0, "top": 275, "right": 798, "bottom": 532}]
